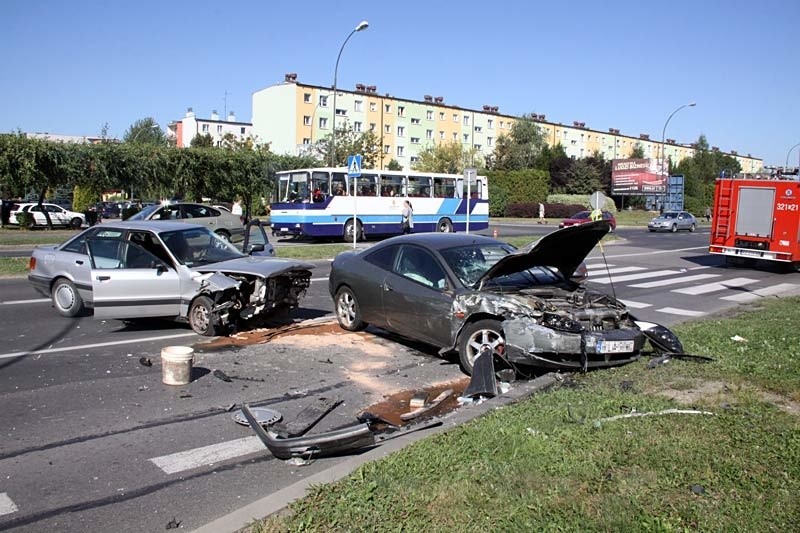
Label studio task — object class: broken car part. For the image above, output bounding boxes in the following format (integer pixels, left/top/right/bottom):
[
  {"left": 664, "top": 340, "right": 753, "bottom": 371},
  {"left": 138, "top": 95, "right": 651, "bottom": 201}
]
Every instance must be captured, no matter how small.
[
  {"left": 232, "top": 407, "right": 282, "bottom": 427},
  {"left": 463, "top": 349, "right": 499, "bottom": 399},
  {"left": 633, "top": 320, "right": 684, "bottom": 354},
  {"left": 401, "top": 389, "right": 453, "bottom": 421},
  {"left": 271, "top": 397, "right": 342, "bottom": 438}
]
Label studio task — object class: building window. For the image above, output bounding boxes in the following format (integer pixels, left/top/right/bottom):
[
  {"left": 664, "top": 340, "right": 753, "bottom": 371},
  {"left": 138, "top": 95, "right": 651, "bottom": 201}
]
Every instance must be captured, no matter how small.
[
  {"left": 319, "top": 117, "right": 328, "bottom": 129},
  {"left": 354, "top": 100, "right": 363, "bottom": 112},
  {"left": 303, "top": 115, "right": 311, "bottom": 126},
  {"left": 426, "top": 110, "right": 433, "bottom": 120},
  {"left": 385, "top": 104, "right": 391, "bottom": 113},
  {"left": 397, "top": 146, "right": 404, "bottom": 156},
  {"left": 463, "top": 133, "right": 469, "bottom": 143},
  {"left": 397, "top": 106, "right": 405, "bottom": 117},
  {"left": 319, "top": 95, "right": 328, "bottom": 107},
  {"left": 463, "top": 116, "right": 470, "bottom": 126},
  {"left": 384, "top": 145, "right": 391, "bottom": 154},
  {"left": 369, "top": 123, "right": 376, "bottom": 131},
  {"left": 397, "top": 126, "right": 405, "bottom": 137},
  {"left": 384, "top": 124, "right": 391, "bottom": 134},
  {"left": 216, "top": 140, "right": 222, "bottom": 147},
  {"left": 474, "top": 126, "right": 482, "bottom": 133},
  {"left": 439, "top": 112, "right": 445, "bottom": 120},
  {"left": 240, "top": 127, "right": 246, "bottom": 134},
  {"left": 217, "top": 125, "right": 223, "bottom": 133},
  {"left": 302, "top": 138, "right": 311, "bottom": 144},
  {"left": 370, "top": 102, "right": 377, "bottom": 112},
  {"left": 499, "top": 121, "right": 504, "bottom": 129},
  {"left": 410, "top": 156, "right": 419, "bottom": 163},
  {"left": 410, "top": 137, "right": 420, "bottom": 144},
  {"left": 303, "top": 93, "right": 311, "bottom": 103},
  {"left": 453, "top": 113, "right": 458, "bottom": 122},
  {"left": 201, "top": 124, "right": 209, "bottom": 132},
  {"left": 488, "top": 119, "right": 493, "bottom": 129},
  {"left": 335, "top": 108, "right": 346, "bottom": 116},
  {"left": 411, "top": 118, "right": 420, "bottom": 125},
  {"left": 487, "top": 136, "right": 493, "bottom": 146},
  {"left": 452, "top": 132, "right": 458, "bottom": 141},
  {"left": 439, "top": 131, "right": 445, "bottom": 140},
  {"left": 475, "top": 144, "right": 482, "bottom": 150},
  {"left": 426, "top": 129, "right": 433, "bottom": 139},
  {"left": 354, "top": 121, "right": 362, "bottom": 132}
]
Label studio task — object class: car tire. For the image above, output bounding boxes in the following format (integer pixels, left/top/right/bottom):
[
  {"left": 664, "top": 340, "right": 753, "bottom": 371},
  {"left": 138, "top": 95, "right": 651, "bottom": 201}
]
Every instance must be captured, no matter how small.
[
  {"left": 334, "top": 286, "right": 366, "bottom": 331},
  {"left": 671, "top": 224, "right": 678, "bottom": 233},
  {"left": 458, "top": 319, "right": 505, "bottom": 376},
  {"left": 437, "top": 218, "right": 453, "bottom": 233},
  {"left": 70, "top": 217, "right": 82, "bottom": 229},
  {"left": 689, "top": 223, "right": 696, "bottom": 232},
  {"left": 215, "top": 230, "right": 231, "bottom": 243},
  {"left": 343, "top": 219, "right": 362, "bottom": 243},
  {"left": 189, "top": 295, "right": 219, "bottom": 336},
  {"left": 648, "top": 229, "right": 656, "bottom": 232},
  {"left": 51, "top": 278, "right": 85, "bottom": 317}
]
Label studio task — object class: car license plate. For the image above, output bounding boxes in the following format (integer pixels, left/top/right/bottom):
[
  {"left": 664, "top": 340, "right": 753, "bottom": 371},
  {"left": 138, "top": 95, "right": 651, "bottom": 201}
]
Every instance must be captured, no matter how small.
[
  {"left": 738, "top": 250, "right": 761, "bottom": 258},
  {"left": 597, "top": 340, "right": 634, "bottom": 353}
]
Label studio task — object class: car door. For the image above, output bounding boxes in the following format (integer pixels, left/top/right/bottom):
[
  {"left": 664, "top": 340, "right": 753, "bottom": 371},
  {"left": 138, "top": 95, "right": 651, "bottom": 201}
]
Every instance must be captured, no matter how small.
[
  {"left": 183, "top": 204, "right": 217, "bottom": 230},
  {"left": 87, "top": 235, "right": 182, "bottom": 320},
  {"left": 382, "top": 244, "right": 454, "bottom": 347},
  {"left": 354, "top": 244, "right": 400, "bottom": 329},
  {"left": 46, "top": 204, "right": 68, "bottom": 225}
]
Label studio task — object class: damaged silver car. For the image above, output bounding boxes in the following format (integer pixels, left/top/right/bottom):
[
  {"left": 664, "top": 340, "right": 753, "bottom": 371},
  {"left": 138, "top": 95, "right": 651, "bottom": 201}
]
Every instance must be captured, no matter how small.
[
  {"left": 28, "top": 221, "right": 313, "bottom": 335},
  {"left": 329, "top": 221, "right": 681, "bottom": 374}
]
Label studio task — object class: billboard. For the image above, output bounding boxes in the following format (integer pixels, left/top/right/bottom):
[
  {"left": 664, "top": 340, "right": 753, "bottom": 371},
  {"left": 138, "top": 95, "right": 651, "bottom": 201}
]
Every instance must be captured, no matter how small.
[{"left": 611, "top": 158, "right": 667, "bottom": 194}]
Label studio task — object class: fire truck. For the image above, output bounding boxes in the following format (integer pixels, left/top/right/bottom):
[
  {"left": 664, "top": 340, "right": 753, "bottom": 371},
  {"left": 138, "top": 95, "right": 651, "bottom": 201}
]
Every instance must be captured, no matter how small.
[{"left": 709, "top": 169, "right": 800, "bottom": 270}]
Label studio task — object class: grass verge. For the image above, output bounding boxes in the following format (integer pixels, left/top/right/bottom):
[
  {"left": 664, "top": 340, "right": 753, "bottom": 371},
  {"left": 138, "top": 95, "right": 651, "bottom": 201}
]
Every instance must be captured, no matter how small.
[
  {"left": 0, "top": 227, "right": 80, "bottom": 245},
  {"left": 254, "top": 297, "right": 800, "bottom": 532},
  {"left": 0, "top": 257, "right": 29, "bottom": 277}
]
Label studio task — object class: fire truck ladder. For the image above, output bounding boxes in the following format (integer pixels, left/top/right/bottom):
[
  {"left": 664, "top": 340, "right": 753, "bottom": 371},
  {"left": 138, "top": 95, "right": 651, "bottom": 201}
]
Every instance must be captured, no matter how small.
[{"left": 711, "top": 178, "right": 734, "bottom": 245}]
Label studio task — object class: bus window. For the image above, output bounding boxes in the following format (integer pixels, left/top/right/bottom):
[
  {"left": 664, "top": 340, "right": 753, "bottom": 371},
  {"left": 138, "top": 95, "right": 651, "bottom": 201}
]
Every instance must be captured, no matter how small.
[
  {"left": 281, "top": 172, "right": 309, "bottom": 202},
  {"left": 380, "top": 174, "right": 403, "bottom": 197},
  {"left": 433, "top": 176, "right": 456, "bottom": 198},
  {"left": 311, "top": 171, "right": 330, "bottom": 202},
  {"left": 331, "top": 172, "right": 348, "bottom": 196},
  {"left": 354, "top": 174, "right": 378, "bottom": 196},
  {"left": 456, "top": 177, "right": 482, "bottom": 199},
  {"left": 408, "top": 175, "right": 432, "bottom": 197}
]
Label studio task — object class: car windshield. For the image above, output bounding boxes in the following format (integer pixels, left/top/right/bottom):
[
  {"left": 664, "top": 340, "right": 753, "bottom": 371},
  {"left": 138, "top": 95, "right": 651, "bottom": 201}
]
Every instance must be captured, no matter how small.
[
  {"left": 572, "top": 211, "right": 590, "bottom": 219},
  {"left": 127, "top": 204, "right": 160, "bottom": 220},
  {"left": 160, "top": 227, "right": 243, "bottom": 267},
  {"left": 662, "top": 212, "right": 678, "bottom": 219}
]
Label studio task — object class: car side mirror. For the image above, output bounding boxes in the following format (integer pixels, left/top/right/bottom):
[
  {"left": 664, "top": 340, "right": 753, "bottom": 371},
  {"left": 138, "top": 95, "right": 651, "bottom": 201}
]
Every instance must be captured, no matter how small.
[
  {"left": 246, "top": 243, "right": 265, "bottom": 255},
  {"left": 156, "top": 264, "right": 169, "bottom": 275}
]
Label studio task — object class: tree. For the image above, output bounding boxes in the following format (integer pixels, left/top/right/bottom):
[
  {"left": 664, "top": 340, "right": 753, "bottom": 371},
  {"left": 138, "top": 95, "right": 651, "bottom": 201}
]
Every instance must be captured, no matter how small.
[
  {"left": 490, "top": 114, "right": 547, "bottom": 170},
  {"left": 674, "top": 134, "right": 741, "bottom": 212},
  {"left": 386, "top": 159, "right": 402, "bottom": 171},
  {"left": 124, "top": 117, "right": 168, "bottom": 145},
  {"left": 629, "top": 143, "right": 645, "bottom": 159},
  {"left": 412, "top": 141, "right": 481, "bottom": 174},
  {"left": 190, "top": 133, "right": 214, "bottom": 148},
  {"left": 564, "top": 159, "right": 603, "bottom": 194},
  {"left": 315, "top": 123, "right": 382, "bottom": 168}
]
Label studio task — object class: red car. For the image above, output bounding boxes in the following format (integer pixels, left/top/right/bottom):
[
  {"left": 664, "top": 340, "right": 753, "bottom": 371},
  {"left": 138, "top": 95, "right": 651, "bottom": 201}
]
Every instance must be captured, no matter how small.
[{"left": 559, "top": 210, "right": 616, "bottom": 231}]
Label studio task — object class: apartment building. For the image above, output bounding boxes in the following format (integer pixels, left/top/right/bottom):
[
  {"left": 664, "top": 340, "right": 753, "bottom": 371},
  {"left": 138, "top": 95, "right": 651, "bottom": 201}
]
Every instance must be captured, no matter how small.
[
  {"left": 168, "top": 108, "right": 253, "bottom": 148},
  {"left": 251, "top": 74, "right": 762, "bottom": 172}
]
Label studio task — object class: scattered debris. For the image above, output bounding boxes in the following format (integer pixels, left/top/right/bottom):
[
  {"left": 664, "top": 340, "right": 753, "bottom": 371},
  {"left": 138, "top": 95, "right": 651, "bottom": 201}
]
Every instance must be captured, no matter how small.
[
  {"left": 691, "top": 484, "right": 706, "bottom": 495},
  {"left": 357, "top": 411, "right": 400, "bottom": 428},
  {"left": 179, "top": 394, "right": 193, "bottom": 399},
  {"left": 271, "top": 397, "right": 342, "bottom": 438},
  {"left": 228, "top": 375, "right": 266, "bottom": 382},
  {"left": 225, "top": 403, "right": 236, "bottom": 412},
  {"left": 401, "top": 389, "right": 453, "bottom": 421},
  {"left": 593, "top": 408, "right": 714, "bottom": 426},
  {"left": 318, "top": 358, "right": 333, "bottom": 364},
  {"left": 139, "top": 357, "right": 152, "bottom": 367},
  {"left": 730, "top": 335, "right": 748, "bottom": 343},
  {"left": 647, "top": 355, "right": 671, "bottom": 368},
  {"left": 212, "top": 369, "right": 232, "bottom": 382},
  {"left": 409, "top": 391, "right": 429, "bottom": 408},
  {"left": 495, "top": 369, "right": 516, "bottom": 383},
  {"left": 620, "top": 380, "right": 634, "bottom": 392},
  {"left": 233, "top": 407, "right": 282, "bottom": 427},
  {"left": 463, "top": 349, "right": 498, "bottom": 399},
  {"left": 165, "top": 517, "right": 181, "bottom": 529},
  {"left": 648, "top": 353, "right": 716, "bottom": 369}
]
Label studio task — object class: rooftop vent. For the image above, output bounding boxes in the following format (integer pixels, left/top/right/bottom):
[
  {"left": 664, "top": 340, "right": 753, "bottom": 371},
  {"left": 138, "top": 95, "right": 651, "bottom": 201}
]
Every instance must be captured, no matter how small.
[
  {"left": 434, "top": 96, "right": 444, "bottom": 104},
  {"left": 424, "top": 95, "right": 433, "bottom": 102},
  {"left": 284, "top": 72, "right": 298, "bottom": 82},
  {"left": 639, "top": 133, "right": 650, "bottom": 140}
]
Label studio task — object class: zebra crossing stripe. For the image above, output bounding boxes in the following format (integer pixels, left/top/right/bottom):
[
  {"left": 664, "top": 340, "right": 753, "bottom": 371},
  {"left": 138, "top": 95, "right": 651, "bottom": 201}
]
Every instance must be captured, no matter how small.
[
  {"left": 590, "top": 270, "right": 680, "bottom": 284},
  {"left": 656, "top": 307, "right": 707, "bottom": 317},
  {"left": 585, "top": 263, "right": 615, "bottom": 269},
  {"left": 0, "top": 493, "right": 18, "bottom": 516},
  {"left": 720, "top": 283, "right": 799, "bottom": 303},
  {"left": 617, "top": 299, "right": 651, "bottom": 309},
  {"left": 628, "top": 273, "right": 721, "bottom": 289},
  {"left": 149, "top": 436, "right": 265, "bottom": 475},
  {"left": 588, "top": 266, "right": 647, "bottom": 276},
  {"left": 672, "top": 277, "right": 758, "bottom": 295}
]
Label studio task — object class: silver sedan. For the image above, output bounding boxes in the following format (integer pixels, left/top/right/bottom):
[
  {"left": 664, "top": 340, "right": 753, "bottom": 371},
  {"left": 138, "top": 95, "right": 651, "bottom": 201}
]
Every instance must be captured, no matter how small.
[{"left": 648, "top": 211, "right": 697, "bottom": 232}]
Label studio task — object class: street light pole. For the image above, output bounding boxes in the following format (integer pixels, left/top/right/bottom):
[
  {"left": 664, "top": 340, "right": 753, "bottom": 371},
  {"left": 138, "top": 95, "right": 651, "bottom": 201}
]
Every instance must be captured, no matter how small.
[
  {"left": 331, "top": 20, "right": 369, "bottom": 168},
  {"left": 785, "top": 141, "right": 800, "bottom": 170},
  {"left": 660, "top": 102, "right": 696, "bottom": 211}
]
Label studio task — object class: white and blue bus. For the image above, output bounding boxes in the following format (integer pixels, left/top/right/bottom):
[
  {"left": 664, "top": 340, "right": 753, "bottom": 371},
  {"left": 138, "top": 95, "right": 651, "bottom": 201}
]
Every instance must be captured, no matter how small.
[{"left": 270, "top": 167, "right": 489, "bottom": 241}]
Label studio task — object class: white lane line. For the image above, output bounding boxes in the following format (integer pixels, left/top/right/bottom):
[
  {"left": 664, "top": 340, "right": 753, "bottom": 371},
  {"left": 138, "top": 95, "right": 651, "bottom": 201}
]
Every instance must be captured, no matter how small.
[
  {"left": 656, "top": 307, "right": 707, "bottom": 317},
  {"left": 149, "top": 436, "right": 264, "bottom": 474},
  {"left": 618, "top": 299, "right": 652, "bottom": 309},
  {"left": 590, "top": 270, "right": 680, "bottom": 284},
  {"left": 672, "top": 277, "right": 758, "bottom": 295},
  {"left": 0, "top": 493, "right": 18, "bottom": 516},
  {"left": 720, "top": 283, "right": 799, "bottom": 303},
  {"left": 629, "top": 273, "right": 721, "bottom": 289},
  {"left": 590, "top": 246, "right": 708, "bottom": 260},
  {"left": 1, "top": 298, "right": 50, "bottom": 305},
  {"left": 588, "top": 266, "right": 646, "bottom": 276},
  {"left": 0, "top": 332, "right": 197, "bottom": 360},
  {"left": 585, "top": 263, "right": 615, "bottom": 269}
]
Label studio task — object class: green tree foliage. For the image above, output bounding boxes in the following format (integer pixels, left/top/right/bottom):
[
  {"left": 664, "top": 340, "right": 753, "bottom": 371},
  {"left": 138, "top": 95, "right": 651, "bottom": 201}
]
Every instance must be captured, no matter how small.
[
  {"left": 485, "top": 169, "right": 548, "bottom": 206},
  {"left": 629, "top": 143, "right": 645, "bottom": 159},
  {"left": 316, "top": 123, "right": 382, "bottom": 169},
  {"left": 564, "top": 159, "right": 603, "bottom": 194},
  {"left": 675, "top": 134, "right": 741, "bottom": 210},
  {"left": 124, "top": 117, "right": 168, "bottom": 146},
  {"left": 190, "top": 133, "right": 214, "bottom": 148},
  {"left": 490, "top": 114, "right": 547, "bottom": 170},
  {"left": 488, "top": 183, "right": 509, "bottom": 217},
  {"left": 412, "top": 141, "right": 481, "bottom": 174},
  {"left": 386, "top": 159, "right": 402, "bottom": 171}
]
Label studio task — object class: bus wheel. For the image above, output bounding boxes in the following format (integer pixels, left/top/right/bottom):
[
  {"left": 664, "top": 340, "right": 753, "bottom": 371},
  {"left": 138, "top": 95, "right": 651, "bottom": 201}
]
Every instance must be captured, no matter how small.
[
  {"left": 437, "top": 218, "right": 453, "bottom": 233},
  {"left": 343, "top": 219, "right": 362, "bottom": 242}
]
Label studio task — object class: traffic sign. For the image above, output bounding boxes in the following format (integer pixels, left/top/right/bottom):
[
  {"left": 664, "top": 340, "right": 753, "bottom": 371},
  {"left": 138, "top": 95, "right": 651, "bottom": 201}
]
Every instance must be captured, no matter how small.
[
  {"left": 590, "top": 190, "right": 607, "bottom": 210},
  {"left": 347, "top": 154, "right": 362, "bottom": 177}
]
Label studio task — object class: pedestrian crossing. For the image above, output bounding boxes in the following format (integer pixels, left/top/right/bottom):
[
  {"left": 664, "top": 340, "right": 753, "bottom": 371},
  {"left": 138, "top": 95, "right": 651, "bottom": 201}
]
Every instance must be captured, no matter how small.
[{"left": 586, "top": 263, "right": 799, "bottom": 318}]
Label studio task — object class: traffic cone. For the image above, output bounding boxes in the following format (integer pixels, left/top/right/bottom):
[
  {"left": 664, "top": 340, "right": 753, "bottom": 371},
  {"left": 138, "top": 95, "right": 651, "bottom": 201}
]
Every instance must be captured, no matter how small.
[{"left": 492, "top": 228, "right": 498, "bottom": 239}]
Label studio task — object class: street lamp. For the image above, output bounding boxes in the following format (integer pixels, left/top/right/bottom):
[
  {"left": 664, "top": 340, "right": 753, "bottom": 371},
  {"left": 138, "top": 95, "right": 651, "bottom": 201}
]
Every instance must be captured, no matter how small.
[
  {"left": 785, "top": 141, "right": 800, "bottom": 169},
  {"left": 330, "top": 20, "right": 369, "bottom": 167},
  {"left": 660, "top": 102, "right": 696, "bottom": 211}
]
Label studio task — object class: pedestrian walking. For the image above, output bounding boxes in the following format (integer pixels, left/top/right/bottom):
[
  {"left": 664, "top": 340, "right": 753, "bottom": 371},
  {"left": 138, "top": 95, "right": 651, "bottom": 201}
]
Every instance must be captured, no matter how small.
[
  {"left": 401, "top": 200, "right": 414, "bottom": 234},
  {"left": 705, "top": 206, "right": 712, "bottom": 222},
  {"left": 538, "top": 202, "right": 546, "bottom": 224},
  {"left": 231, "top": 197, "right": 244, "bottom": 223}
]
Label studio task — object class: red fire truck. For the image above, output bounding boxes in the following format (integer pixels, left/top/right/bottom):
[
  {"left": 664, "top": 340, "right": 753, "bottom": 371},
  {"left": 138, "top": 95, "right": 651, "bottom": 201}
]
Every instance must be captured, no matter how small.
[{"left": 709, "top": 169, "right": 800, "bottom": 270}]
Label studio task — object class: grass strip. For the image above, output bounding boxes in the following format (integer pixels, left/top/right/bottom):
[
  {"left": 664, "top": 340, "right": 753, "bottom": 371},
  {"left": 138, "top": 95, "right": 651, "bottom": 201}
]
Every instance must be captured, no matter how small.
[{"left": 0, "top": 257, "right": 29, "bottom": 277}]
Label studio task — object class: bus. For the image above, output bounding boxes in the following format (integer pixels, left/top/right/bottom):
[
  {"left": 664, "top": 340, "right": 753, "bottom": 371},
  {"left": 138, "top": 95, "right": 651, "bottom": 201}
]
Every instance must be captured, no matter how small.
[{"left": 269, "top": 167, "right": 489, "bottom": 241}]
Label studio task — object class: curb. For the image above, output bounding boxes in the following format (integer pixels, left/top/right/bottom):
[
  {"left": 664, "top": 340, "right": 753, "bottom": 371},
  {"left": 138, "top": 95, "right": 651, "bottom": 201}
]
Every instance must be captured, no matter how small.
[{"left": 193, "top": 372, "right": 560, "bottom": 533}]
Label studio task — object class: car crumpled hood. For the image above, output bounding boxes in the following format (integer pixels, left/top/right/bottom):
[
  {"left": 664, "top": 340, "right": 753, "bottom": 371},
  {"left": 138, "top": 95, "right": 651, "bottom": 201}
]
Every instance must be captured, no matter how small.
[
  {"left": 476, "top": 220, "right": 609, "bottom": 286},
  {"left": 191, "top": 256, "right": 314, "bottom": 277}
]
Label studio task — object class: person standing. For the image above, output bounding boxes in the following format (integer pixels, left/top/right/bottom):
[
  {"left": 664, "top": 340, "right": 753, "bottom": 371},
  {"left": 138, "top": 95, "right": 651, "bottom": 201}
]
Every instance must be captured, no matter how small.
[
  {"left": 401, "top": 200, "right": 414, "bottom": 234},
  {"left": 231, "top": 197, "right": 244, "bottom": 224},
  {"left": 538, "top": 202, "right": 546, "bottom": 224},
  {"left": 705, "top": 206, "right": 712, "bottom": 222}
]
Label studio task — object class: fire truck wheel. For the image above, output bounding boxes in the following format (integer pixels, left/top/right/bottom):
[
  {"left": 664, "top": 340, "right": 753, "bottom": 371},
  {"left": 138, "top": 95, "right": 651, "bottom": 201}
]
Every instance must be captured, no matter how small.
[{"left": 689, "top": 223, "right": 696, "bottom": 232}]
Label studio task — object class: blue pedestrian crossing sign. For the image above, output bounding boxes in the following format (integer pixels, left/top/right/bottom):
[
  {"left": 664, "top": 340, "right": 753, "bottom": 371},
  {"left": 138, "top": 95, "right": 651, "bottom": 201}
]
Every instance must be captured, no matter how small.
[{"left": 347, "top": 154, "right": 362, "bottom": 177}]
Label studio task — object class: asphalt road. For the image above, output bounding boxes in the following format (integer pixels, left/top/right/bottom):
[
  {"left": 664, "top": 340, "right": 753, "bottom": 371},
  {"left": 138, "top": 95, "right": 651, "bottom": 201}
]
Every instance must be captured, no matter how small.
[{"left": 1, "top": 227, "right": 799, "bottom": 531}]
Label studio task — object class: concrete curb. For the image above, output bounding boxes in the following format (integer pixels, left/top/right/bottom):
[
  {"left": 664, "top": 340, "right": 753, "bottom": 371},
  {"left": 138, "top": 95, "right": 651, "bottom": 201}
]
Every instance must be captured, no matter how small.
[{"left": 193, "top": 372, "right": 560, "bottom": 533}]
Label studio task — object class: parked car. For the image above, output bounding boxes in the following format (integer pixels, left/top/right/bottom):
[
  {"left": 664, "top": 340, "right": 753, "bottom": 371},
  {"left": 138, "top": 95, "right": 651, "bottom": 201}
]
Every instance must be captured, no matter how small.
[
  {"left": 9, "top": 203, "right": 85, "bottom": 228},
  {"left": 648, "top": 211, "right": 697, "bottom": 232},
  {"left": 28, "top": 221, "right": 312, "bottom": 335},
  {"left": 558, "top": 210, "right": 617, "bottom": 231},
  {"left": 126, "top": 202, "right": 245, "bottom": 242},
  {"left": 329, "top": 220, "right": 682, "bottom": 375}
]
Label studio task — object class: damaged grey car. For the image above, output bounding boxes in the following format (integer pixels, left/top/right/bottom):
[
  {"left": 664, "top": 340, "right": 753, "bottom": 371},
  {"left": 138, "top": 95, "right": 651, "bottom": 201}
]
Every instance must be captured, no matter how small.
[
  {"left": 28, "top": 221, "right": 312, "bottom": 335},
  {"left": 329, "top": 221, "right": 681, "bottom": 374}
]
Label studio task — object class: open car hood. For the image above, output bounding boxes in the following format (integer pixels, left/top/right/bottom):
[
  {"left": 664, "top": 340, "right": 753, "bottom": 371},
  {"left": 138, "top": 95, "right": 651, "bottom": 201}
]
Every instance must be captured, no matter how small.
[
  {"left": 192, "top": 256, "right": 314, "bottom": 277},
  {"left": 477, "top": 220, "right": 609, "bottom": 286}
]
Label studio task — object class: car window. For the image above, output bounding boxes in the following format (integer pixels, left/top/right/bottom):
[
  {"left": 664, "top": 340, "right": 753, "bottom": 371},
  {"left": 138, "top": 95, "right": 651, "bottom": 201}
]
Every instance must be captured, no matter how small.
[
  {"left": 29, "top": 205, "right": 42, "bottom": 212},
  {"left": 184, "top": 204, "right": 216, "bottom": 218},
  {"left": 574, "top": 211, "right": 589, "bottom": 219},
  {"left": 87, "top": 238, "right": 124, "bottom": 269},
  {"left": 128, "top": 231, "right": 173, "bottom": 266},
  {"left": 395, "top": 245, "right": 447, "bottom": 289},
  {"left": 127, "top": 205, "right": 159, "bottom": 221},
  {"left": 45, "top": 205, "right": 63, "bottom": 213},
  {"left": 603, "top": 212, "right": 613, "bottom": 220},
  {"left": 161, "top": 227, "right": 243, "bottom": 266},
  {"left": 365, "top": 245, "right": 399, "bottom": 271},
  {"left": 441, "top": 243, "right": 512, "bottom": 286},
  {"left": 62, "top": 227, "right": 104, "bottom": 254}
]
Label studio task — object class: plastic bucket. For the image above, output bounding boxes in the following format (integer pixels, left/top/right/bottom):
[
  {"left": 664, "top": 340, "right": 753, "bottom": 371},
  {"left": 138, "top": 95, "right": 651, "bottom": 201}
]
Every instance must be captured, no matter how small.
[{"left": 161, "top": 346, "right": 194, "bottom": 385}]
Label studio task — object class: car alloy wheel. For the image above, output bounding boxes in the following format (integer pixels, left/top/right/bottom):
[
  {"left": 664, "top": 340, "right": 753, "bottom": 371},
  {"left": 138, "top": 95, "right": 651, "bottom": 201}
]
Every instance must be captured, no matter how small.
[
  {"left": 215, "top": 230, "right": 231, "bottom": 243},
  {"left": 189, "top": 295, "right": 218, "bottom": 336},
  {"left": 335, "top": 286, "right": 365, "bottom": 331},
  {"left": 458, "top": 319, "right": 505, "bottom": 375}
]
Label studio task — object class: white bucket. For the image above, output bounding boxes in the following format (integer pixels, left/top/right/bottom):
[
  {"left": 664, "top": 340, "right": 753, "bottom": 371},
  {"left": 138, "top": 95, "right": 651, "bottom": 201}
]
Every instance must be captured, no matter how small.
[{"left": 161, "top": 346, "right": 194, "bottom": 386}]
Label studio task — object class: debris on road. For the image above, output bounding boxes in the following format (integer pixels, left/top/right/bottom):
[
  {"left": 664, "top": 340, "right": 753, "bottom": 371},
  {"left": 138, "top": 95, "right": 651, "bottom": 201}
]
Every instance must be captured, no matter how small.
[
  {"left": 232, "top": 406, "right": 282, "bottom": 427},
  {"left": 271, "top": 397, "right": 342, "bottom": 438},
  {"left": 212, "top": 369, "right": 233, "bottom": 382},
  {"left": 139, "top": 357, "right": 152, "bottom": 367},
  {"left": 462, "top": 349, "right": 498, "bottom": 400},
  {"left": 401, "top": 389, "right": 453, "bottom": 421}
]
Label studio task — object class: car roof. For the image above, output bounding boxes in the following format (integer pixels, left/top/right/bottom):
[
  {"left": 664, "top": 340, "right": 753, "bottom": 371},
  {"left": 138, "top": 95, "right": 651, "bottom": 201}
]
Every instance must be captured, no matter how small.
[
  {"left": 99, "top": 220, "right": 205, "bottom": 232},
  {"left": 369, "top": 232, "right": 502, "bottom": 252}
]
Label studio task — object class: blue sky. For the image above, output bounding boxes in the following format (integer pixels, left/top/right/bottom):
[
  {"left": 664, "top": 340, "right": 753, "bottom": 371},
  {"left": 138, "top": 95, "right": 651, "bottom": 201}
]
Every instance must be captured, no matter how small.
[{"left": 2, "top": 0, "right": 798, "bottom": 165}]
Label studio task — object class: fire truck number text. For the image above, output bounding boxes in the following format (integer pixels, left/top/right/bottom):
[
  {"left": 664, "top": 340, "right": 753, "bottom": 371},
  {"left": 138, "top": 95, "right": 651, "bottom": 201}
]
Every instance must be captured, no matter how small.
[{"left": 777, "top": 203, "right": 799, "bottom": 211}]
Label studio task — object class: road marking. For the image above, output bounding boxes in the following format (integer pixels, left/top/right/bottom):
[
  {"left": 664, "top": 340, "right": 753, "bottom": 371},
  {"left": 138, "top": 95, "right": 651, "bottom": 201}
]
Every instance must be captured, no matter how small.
[
  {"left": 149, "top": 436, "right": 264, "bottom": 474},
  {"left": 656, "top": 307, "right": 706, "bottom": 317},
  {"left": 720, "top": 283, "right": 799, "bottom": 303},
  {"left": 0, "top": 332, "right": 197, "bottom": 360},
  {"left": 310, "top": 277, "right": 328, "bottom": 282},
  {"left": 672, "top": 277, "right": 758, "bottom": 295},
  {"left": 590, "top": 246, "right": 708, "bottom": 260},
  {"left": 585, "top": 263, "right": 615, "bottom": 269},
  {"left": 588, "top": 266, "right": 646, "bottom": 276},
  {"left": 1, "top": 298, "right": 50, "bottom": 305},
  {"left": 590, "top": 270, "right": 680, "bottom": 284},
  {"left": 618, "top": 299, "right": 651, "bottom": 309},
  {"left": 628, "top": 273, "right": 721, "bottom": 289},
  {"left": 0, "top": 493, "right": 18, "bottom": 516}
]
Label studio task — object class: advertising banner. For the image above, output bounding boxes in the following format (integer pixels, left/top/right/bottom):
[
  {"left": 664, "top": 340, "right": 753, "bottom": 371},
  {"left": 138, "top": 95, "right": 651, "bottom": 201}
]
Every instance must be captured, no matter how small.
[{"left": 611, "top": 158, "right": 667, "bottom": 194}]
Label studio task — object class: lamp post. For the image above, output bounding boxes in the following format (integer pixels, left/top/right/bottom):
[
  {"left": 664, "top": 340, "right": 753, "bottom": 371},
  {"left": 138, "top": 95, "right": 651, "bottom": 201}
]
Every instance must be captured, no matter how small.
[
  {"left": 330, "top": 20, "right": 369, "bottom": 168},
  {"left": 785, "top": 142, "right": 800, "bottom": 170},
  {"left": 660, "top": 102, "right": 696, "bottom": 211}
]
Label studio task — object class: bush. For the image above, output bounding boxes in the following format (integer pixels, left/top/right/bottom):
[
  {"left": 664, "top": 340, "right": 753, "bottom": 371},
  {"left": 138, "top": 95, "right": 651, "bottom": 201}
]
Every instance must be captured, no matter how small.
[
  {"left": 15, "top": 212, "right": 36, "bottom": 228},
  {"left": 488, "top": 184, "right": 509, "bottom": 217},
  {"left": 504, "top": 202, "right": 586, "bottom": 218},
  {"left": 547, "top": 193, "right": 617, "bottom": 213},
  {"left": 545, "top": 203, "right": 589, "bottom": 218}
]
